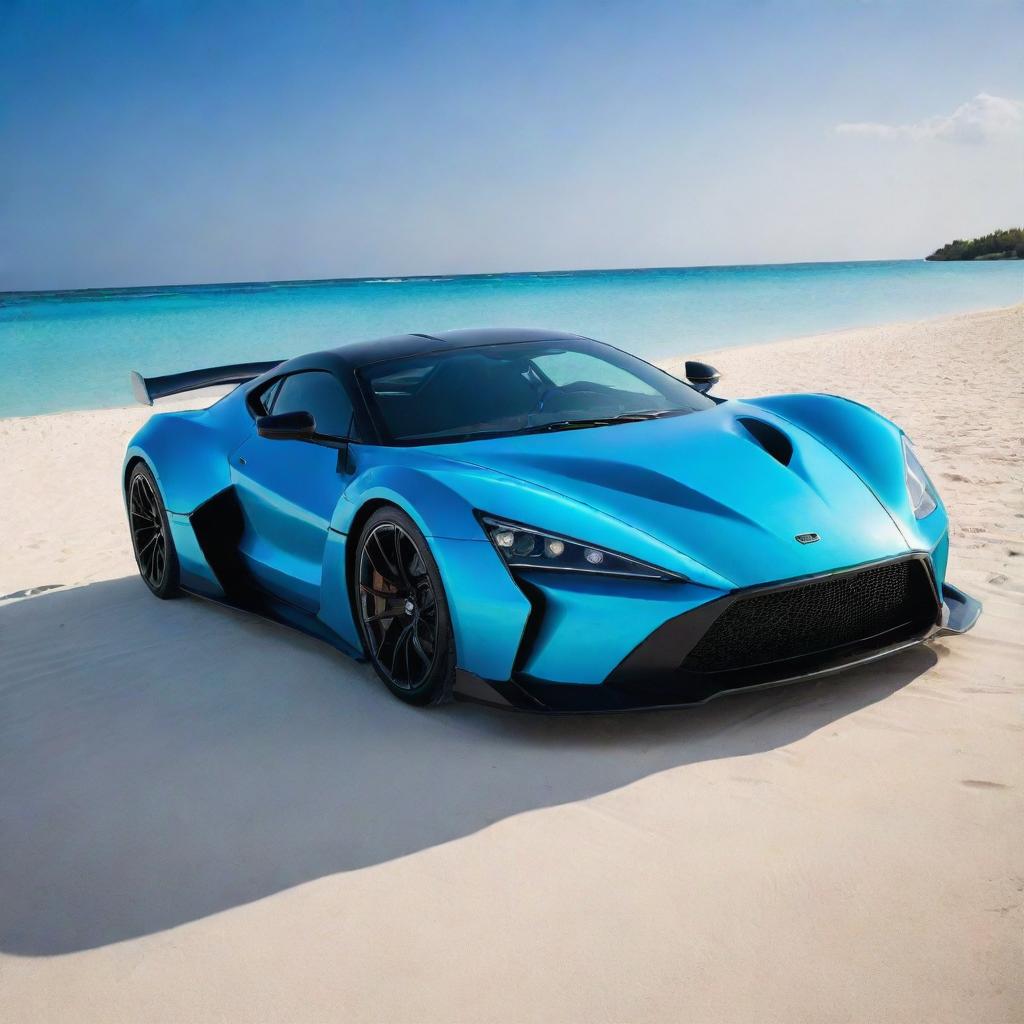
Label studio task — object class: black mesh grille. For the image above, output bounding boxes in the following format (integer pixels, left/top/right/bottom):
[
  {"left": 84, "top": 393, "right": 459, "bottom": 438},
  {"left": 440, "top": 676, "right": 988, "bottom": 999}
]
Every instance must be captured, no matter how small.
[{"left": 681, "top": 560, "right": 937, "bottom": 674}]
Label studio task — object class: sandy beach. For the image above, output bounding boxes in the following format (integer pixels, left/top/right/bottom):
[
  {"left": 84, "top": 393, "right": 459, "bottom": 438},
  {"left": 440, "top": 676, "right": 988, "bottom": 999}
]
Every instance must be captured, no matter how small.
[{"left": 1, "top": 304, "right": 1022, "bottom": 1022}]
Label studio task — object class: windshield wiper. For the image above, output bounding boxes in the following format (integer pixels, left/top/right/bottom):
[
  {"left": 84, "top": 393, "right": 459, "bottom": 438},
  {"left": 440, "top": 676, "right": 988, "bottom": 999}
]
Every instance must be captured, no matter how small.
[{"left": 527, "top": 410, "right": 673, "bottom": 433}]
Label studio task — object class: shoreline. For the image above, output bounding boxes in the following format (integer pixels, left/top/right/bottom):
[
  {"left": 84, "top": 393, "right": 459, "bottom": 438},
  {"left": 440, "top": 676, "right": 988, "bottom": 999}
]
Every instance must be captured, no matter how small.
[
  {"left": 3, "top": 256, "right": 1021, "bottom": 418},
  {"left": 1, "top": 302, "right": 1020, "bottom": 423}
]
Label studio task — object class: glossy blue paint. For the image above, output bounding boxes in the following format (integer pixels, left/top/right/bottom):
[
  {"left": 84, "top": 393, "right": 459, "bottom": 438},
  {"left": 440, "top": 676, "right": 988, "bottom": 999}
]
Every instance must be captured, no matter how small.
[
  {"left": 428, "top": 535, "right": 532, "bottom": 681},
  {"left": 515, "top": 571, "right": 722, "bottom": 685},
  {"left": 745, "top": 393, "right": 947, "bottom": 551},
  {"left": 123, "top": 350, "right": 964, "bottom": 699},
  {"left": 426, "top": 402, "right": 912, "bottom": 589},
  {"left": 126, "top": 397, "right": 253, "bottom": 513},
  {"left": 231, "top": 435, "right": 347, "bottom": 610}
]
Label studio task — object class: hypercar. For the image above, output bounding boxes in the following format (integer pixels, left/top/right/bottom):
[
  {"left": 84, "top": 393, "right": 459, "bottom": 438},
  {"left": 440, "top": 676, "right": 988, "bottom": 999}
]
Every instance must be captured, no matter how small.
[{"left": 124, "top": 327, "right": 980, "bottom": 711}]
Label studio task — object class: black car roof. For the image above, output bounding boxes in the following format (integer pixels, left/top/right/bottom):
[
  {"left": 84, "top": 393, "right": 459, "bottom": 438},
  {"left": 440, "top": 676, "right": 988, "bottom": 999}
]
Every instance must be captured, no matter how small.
[
  {"left": 336, "top": 326, "right": 587, "bottom": 365},
  {"left": 256, "top": 328, "right": 604, "bottom": 394},
  {"left": 294, "top": 327, "right": 588, "bottom": 374}
]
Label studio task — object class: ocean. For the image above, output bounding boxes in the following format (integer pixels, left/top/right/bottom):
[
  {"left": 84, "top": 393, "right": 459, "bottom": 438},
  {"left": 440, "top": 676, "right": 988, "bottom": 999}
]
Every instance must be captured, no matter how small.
[{"left": 0, "top": 259, "right": 1020, "bottom": 417}]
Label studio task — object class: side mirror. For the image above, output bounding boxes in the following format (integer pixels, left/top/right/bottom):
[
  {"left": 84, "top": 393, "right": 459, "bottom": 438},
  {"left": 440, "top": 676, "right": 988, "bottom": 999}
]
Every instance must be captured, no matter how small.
[
  {"left": 256, "top": 410, "right": 350, "bottom": 450},
  {"left": 256, "top": 410, "right": 317, "bottom": 441},
  {"left": 684, "top": 360, "right": 721, "bottom": 395}
]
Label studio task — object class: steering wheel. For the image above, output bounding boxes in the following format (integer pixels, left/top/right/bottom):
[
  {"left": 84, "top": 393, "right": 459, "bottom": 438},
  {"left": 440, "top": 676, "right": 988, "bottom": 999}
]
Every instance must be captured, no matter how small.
[{"left": 533, "top": 381, "right": 612, "bottom": 414}]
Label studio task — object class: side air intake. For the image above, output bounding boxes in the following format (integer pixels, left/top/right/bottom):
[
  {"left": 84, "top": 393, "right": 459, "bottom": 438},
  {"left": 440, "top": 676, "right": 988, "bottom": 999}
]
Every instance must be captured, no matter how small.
[{"left": 738, "top": 417, "right": 793, "bottom": 467}]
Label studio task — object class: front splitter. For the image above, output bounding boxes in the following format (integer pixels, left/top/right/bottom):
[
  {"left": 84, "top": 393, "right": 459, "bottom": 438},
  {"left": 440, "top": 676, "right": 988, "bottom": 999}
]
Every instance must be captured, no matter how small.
[{"left": 936, "top": 582, "right": 982, "bottom": 635}]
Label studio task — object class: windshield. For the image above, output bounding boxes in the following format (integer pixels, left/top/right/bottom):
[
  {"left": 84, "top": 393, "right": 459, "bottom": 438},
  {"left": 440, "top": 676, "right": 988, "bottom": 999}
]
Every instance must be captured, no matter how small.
[{"left": 358, "top": 338, "right": 714, "bottom": 444}]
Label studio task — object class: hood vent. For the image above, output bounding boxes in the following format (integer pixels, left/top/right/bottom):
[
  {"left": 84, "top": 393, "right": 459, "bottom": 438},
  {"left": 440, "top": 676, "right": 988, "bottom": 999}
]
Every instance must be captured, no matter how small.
[{"left": 738, "top": 417, "right": 793, "bottom": 467}]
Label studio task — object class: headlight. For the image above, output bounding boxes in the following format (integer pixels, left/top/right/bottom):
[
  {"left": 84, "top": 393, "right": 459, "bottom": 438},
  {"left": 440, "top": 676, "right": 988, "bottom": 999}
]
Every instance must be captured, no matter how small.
[
  {"left": 902, "top": 436, "right": 937, "bottom": 519},
  {"left": 477, "top": 514, "right": 684, "bottom": 581}
]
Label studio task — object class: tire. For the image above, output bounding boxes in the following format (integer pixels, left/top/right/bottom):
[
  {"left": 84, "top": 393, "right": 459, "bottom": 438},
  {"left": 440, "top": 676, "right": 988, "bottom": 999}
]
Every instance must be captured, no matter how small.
[
  {"left": 127, "top": 462, "right": 182, "bottom": 599},
  {"left": 353, "top": 506, "right": 455, "bottom": 706}
]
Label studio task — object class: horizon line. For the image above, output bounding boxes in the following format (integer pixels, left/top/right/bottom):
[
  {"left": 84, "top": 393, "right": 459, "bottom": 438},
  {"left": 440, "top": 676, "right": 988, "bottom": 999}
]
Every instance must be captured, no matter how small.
[{"left": 0, "top": 256, "right": 926, "bottom": 301}]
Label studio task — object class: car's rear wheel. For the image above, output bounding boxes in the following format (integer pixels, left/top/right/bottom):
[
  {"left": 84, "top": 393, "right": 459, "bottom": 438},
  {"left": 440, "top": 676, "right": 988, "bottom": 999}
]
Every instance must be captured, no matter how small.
[
  {"left": 354, "top": 506, "right": 455, "bottom": 706},
  {"left": 127, "top": 462, "right": 181, "bottom": 599}
]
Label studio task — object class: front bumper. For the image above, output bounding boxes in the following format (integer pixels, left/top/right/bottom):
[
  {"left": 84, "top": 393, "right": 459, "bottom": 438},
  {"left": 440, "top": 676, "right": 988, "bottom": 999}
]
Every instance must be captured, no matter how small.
[{"left": 452, "top": 557, "right": 981, "bottom": 713}]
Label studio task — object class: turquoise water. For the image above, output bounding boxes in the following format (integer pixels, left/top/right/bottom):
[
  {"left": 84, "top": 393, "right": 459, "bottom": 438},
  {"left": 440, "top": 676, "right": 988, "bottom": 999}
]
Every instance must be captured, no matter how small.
[{"left": 1, "top": 260, "right": 1020, "bottom": 417}]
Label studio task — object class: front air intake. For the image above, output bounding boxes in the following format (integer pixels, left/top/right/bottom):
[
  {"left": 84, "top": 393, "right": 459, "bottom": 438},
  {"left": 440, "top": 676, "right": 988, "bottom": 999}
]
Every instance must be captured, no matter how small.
[
  {"left": 680, "top": 558, "right": 938, "bottom": 675},
  {"left": 738, "top": 417, "right": 793, "bottom": 466}
]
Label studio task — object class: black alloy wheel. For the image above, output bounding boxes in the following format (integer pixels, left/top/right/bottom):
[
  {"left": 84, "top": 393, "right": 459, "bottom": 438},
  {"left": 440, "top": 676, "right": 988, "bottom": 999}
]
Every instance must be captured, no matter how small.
[
  {"left": 355, "top": 507, "right": 455, "bottom": 705},
  {"left": 128, "top": 463, "right": 181, "bottom": 598}
]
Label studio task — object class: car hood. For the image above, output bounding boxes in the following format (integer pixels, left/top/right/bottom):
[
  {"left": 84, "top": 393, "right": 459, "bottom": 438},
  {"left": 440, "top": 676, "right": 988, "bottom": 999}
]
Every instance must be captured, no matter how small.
[{"left": 426, "top": 401, "right": 910, "bottom": 589}]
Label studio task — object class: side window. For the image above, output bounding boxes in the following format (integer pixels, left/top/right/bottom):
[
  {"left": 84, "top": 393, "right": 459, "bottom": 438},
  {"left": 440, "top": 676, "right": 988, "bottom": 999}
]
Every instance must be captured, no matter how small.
[
  {"left": 254, "top": 378, "right": 283, "bottom": 414},
  {"left": 270, "top": 371, "right": 353, "bottom": 438}
]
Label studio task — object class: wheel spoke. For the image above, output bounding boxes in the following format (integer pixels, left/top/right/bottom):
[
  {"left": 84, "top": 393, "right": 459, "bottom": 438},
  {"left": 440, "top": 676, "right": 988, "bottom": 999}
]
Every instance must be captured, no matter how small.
[
  {"left": 138, "top": 532, "right": 160, "bottom": 557},
  {"left": 389, "top": 622, "right": 413, "bottom": 678},
  {"left": 391, "top": 528, "right": 413, "bottom": 590},
  {"left": 370, "top": 530, "right": 402, "bottom": 585},
  {"left": 142, "top": 540, "right": 157, "bottom": 579},
  {"left": 364, "top": 534, "right": 396, "bottom": 584},
  {"left": 401, "top": 627, "right": 413, "bottom": 682},
  {"left": 375, "top": 611, "right": 404, "bottom": 660},
  {"left": 417, "top": 612, "right": 437, "bottom": 653},
  {"left": 410, "top": 630, "right": 429, "bottom": 666}
]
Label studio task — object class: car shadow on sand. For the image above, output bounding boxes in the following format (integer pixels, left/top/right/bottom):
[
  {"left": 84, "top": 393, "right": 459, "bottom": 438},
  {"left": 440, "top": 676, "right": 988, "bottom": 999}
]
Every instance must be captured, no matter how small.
[{"left": 0, "top": 576, "right": 937, "bottom": 956}]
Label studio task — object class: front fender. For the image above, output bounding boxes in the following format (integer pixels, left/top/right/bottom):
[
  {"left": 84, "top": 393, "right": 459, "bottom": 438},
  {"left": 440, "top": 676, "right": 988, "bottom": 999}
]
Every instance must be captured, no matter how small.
[
  {"left": 337, "top": 458, "right": 532, "bottom": 680},
  {"left": 745, "top": 393, "right": 949, "bottom": 562},
  {"left": 336, "top": 458, "right": 485, "bottom": 539}
]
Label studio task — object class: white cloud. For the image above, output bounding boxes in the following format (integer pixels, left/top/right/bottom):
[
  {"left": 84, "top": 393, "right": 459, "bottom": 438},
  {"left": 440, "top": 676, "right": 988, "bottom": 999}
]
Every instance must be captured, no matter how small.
[{"left": 835, "top": 93, "right": 1024, "bottom": 144}]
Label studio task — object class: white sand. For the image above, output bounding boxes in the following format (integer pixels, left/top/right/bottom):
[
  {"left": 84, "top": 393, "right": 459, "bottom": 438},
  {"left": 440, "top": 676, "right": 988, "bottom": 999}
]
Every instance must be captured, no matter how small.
[{"left": 1, "top": 305, "right": 1022, "bottom": 1023}]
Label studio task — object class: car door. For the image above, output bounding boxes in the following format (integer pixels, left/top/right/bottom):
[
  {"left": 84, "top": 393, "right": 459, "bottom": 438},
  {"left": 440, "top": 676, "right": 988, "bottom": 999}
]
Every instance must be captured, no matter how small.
[{"left": 231, "top": 370, "right": 354, "bottom": 612}]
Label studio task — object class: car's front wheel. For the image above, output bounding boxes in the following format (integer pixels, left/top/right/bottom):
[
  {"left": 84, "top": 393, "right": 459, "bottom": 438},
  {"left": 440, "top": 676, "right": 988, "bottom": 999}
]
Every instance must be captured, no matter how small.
[{"left": 353, "top": 506, "right": 455, "bottom": 706}]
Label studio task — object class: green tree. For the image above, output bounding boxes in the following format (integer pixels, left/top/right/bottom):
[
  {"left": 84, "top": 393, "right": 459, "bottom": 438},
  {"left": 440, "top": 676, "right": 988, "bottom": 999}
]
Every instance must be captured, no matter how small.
[{"left": 927, "top": 228, "right": 1024, "bottom": 261}]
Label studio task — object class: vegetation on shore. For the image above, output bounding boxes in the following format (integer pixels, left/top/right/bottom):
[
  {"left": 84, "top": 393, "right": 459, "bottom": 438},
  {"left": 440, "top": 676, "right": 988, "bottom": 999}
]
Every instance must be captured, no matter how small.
[{"left": 926, "top": 228, "right": 1024, "bottom": 261}]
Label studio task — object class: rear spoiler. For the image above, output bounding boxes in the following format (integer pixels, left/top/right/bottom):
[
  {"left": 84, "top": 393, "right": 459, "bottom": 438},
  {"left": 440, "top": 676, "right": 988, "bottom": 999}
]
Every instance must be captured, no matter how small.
[{"left": 130, "top": 361, "right": 283, "bottom": 406}]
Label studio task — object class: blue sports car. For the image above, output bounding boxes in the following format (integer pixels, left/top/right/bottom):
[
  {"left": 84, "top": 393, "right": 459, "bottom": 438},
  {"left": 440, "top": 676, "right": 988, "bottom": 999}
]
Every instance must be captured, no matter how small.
[{"left": 124, "top": 327, "right": 980, "bottom": 711}]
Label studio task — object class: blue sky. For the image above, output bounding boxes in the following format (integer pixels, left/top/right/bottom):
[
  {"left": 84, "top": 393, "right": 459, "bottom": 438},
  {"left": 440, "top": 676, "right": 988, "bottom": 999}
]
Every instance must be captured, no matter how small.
[{"left": 1, "top": 0, "right": 1022, "bottom": 291}]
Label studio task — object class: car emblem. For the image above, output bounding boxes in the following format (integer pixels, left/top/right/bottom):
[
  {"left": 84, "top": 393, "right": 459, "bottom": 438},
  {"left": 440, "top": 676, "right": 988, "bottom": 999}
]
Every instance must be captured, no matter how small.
[{"left": 795, "top": 532, "right": 820, "bottom": 544}]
